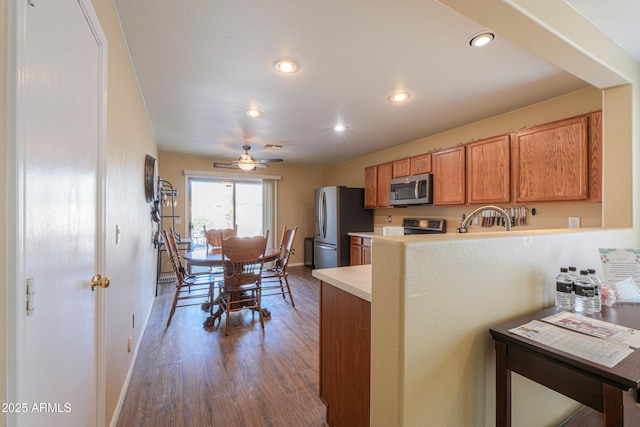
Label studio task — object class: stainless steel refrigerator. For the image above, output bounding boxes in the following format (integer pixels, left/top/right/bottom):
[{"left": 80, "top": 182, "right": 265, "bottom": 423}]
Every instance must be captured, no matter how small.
[{"left": 314, "top": 186, "right": 373, "bottom": 269}]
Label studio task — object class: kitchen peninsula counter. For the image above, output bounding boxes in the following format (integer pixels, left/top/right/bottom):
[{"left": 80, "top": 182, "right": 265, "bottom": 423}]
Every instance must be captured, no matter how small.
[
  {"left": 312, "top": 264, "right": 371, "bottom": 302},
  {"left": 314, "top": 264, "right": 372, "bottom": 426}
]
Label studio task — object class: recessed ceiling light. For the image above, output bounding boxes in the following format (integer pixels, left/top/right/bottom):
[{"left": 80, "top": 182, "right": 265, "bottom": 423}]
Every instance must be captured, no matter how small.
[
  {"left": 388, "top": 92, "right": 410, "bottom": 103},
  {"left": 468, "top": 31, "right": 495, "bottom": 48},
  {"left": 273, "top": 59, "right": 298, "bottom": 73},
  {"left": 334, "top": 124, "right": 347, "bottom": 132},
  {"left": 246, "top": 109, "right": 262, "bottom": 118}
]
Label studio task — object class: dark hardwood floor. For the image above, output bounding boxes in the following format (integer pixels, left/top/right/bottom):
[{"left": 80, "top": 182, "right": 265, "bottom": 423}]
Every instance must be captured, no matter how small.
[{"left": 116, "top": 265, "right": 326, "bottom": 427}]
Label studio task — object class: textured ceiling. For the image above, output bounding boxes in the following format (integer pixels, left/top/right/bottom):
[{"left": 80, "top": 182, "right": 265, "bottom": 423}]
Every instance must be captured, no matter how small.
[{"left": 113, "top": 0, "right": 636, "bottom": 167}]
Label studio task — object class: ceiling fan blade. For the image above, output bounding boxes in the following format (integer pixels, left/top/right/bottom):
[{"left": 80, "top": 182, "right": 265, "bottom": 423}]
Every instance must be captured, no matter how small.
[
  {"left": 254, "top": 163, "right": 269, "bottom": 169},
  {"left": 213, "top": 162, "right": 239, "bottom": 169},
  {"left": 256, "top": 158, "right": 283, "bottom": 163}
]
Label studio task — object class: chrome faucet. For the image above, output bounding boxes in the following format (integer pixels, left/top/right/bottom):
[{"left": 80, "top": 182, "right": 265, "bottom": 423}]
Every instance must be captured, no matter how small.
[{"left": 456, "top": 205, "right": 512, "bottom": 233}]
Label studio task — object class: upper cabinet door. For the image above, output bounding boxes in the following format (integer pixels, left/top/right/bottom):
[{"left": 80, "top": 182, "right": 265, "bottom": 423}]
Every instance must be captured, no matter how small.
[
  {"left": 376, "top": 162, "right": 393, "bottom": 207},
  {"left": 364, "top": 163, "right": 393, "bottom": 208},
  {"left": 512, "top": 116, "right": 589, "bottom": 203},
  {"left": 466, "top": 135, "right": 511, "bottom": 204},
  {"left": 392, "top": 158, "right": 411, "bottom": 178},
  {"left": 364, "top": 166, "right": 378, "bottom": 209},
  {"left": 433, "top": 146, "right": 466, "bottom": 205},
  {"left": 411, "top": 153, "right": 432, "bottom": 175}
]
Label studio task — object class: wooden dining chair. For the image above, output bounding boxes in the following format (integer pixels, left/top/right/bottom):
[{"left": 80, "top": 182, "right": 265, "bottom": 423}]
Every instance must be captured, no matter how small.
[
  {"left": 219, "top": 233, "right": 268, "bottom": 336},
  {"left": 261, "top": 226, "right": 298, "bottom": 307},
  {"left": 162, "top": 229, "right": 214, "bottom": 327},
  {"left": 204, "top": 226, "right": 237, "bottom": 249}
]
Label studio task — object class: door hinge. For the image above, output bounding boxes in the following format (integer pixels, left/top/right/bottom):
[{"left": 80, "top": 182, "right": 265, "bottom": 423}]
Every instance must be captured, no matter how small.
[{"left": 26, "top": 278, "right": 35, "bottom": 316}]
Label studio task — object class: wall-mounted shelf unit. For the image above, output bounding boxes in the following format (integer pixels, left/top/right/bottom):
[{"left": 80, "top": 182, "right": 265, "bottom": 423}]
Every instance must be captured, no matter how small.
[{"left": 156, "top": 178, "right": 191, "bottom": 295}]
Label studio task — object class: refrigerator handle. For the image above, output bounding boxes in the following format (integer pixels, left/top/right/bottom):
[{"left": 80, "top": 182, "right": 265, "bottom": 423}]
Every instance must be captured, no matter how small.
[
  {"left": 317, "top": 190, "right": 322, "bottom": 238},
  {"left": 321, "top": 190, "right": 327, "bottom": 238},
  {"left": 315, "top": 242, "right": 336, "bottom": 250}
]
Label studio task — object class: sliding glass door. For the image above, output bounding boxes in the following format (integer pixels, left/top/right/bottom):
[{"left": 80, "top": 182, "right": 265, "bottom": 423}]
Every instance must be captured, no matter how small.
[{"left": 188, "top": 178, "right": 263, "bottom": 248}]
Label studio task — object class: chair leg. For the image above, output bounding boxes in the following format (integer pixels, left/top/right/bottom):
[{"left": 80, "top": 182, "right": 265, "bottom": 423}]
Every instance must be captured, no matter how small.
[
  {"left": 225, "top": 292, "right": 231, "bottom": 336},
  {"left": 257, "top": 290, "right": 265, "bottom": 330},
  {"left": 284, "top": 275, "right": 295, "bottom": 308},
  {"left": 166, "top": 286, "right": 180, "bottom": 327}
]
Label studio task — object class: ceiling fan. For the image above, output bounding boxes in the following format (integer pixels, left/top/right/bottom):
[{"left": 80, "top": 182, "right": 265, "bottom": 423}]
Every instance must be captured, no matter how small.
[{"left": 213, "top": 144, "right": 283, "bottom": 171}]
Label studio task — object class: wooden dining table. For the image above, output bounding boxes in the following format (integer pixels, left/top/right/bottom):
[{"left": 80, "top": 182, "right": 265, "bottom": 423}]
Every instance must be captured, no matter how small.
[{"left": 182, "top": 247, "right": 281, "bottom": 327}]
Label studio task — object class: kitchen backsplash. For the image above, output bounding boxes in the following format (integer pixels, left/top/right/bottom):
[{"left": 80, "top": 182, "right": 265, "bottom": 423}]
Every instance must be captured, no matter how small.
[{"left": 372, "top": 201, "right": 602, "bottom": 233}]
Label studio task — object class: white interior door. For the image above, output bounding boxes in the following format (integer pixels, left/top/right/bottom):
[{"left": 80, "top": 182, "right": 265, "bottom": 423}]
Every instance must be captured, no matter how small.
[{"left": 20, "top": 0, "right": 105, "bottom": 425}]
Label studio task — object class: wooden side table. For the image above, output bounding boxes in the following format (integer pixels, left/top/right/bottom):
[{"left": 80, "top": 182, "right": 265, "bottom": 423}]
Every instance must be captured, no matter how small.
[{"left": 490, "top": 305, "right": 640, "bottom": 426}]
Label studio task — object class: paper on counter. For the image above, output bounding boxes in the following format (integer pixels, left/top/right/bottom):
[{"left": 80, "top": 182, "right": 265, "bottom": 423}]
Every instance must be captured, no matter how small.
[
  {"left": 542, "top": 311, "right": 640, "bottom": 348},
  {"left": 510, "top": 320, "right": 632, "bottom": 368},
  {"left": 613, "top": 277, "right": 640, "bottom": 302}
]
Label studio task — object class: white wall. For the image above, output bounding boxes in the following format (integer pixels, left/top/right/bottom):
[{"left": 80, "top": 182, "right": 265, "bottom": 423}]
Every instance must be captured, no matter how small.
[{"left": 90, "top": 0, "right": 159, "bottom": 423}]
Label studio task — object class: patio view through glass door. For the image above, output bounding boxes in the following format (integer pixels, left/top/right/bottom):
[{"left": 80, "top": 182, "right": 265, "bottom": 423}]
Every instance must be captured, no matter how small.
[{"left": 189, "top": 178, "right": 263, "bottom": 249}]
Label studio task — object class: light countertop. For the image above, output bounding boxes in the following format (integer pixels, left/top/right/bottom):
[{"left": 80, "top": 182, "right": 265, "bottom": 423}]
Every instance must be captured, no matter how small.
[
  {"left": 312, "top": 264, "right": 372, "bottom": 302},
  {"left": 349, "top": 226, "right": 404, "bottom": 239},
  {"left": 348, "top": 231, "right": 375, "bottom": 239}
]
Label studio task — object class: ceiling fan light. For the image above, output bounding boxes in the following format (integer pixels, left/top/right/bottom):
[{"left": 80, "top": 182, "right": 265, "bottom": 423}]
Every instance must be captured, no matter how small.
[{"left": 238, "top": 162, "right": 256, "bottom": 171}]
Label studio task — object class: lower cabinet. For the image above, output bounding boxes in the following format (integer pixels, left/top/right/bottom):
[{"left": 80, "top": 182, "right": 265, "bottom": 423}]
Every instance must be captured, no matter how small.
[
  {"left": 350, "top": 236, "right": 372, "bottom": 266},
  {"left": 319, "top": 282, "right": 371, "bottom": 427}
]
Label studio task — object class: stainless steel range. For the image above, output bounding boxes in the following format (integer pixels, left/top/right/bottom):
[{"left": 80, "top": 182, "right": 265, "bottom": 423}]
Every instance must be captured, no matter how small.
[{"left": 402, "top": 217, "right": 446, "bottom": 235}]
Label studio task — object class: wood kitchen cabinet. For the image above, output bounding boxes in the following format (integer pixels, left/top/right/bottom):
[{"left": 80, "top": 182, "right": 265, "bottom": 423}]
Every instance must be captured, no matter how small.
[
  {"left": 320, "top": 282, "right": 371, "bottom": 427},
  {"left": 511, "top": 115, "right": 589, "bottom": 203},
  {"left": 350, "top": 236, "right": 372, "bottom": 266},
  {"left": 393, "top": 155, "right": 431, "bottom": 178},
  {"left": 433, "top": 146, "right": 466, "bottom": 205},
  {"left": 364, "top": 162, "right": 392, "bottom": 208},
  {"left": 466, "top": 135, "right": 511, "bottom": 204},
  {"left": 392, "top": 158, "right": 410, "bottom": 178},
  {"left": 589, "top": 111, "right": 602, "bottom": 202},
  {"left": 410, "top": 153, "right": 432, "bottom": 175}
]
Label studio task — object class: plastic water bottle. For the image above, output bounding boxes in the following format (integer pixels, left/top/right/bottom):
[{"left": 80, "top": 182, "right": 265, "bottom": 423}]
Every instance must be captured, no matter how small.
[
  {"left": 567, "top": 266, "right": 579, "bottom": 286},
  {"left": 574, "top": 270, "right": 596, "bottom": 314},
  {"left": 555, "top": 267, "right": 574, "bottom": 310},
  {"left": 588, "top": 269, "right": 602, "bottom": 313},
  {"left": 567, "top": 267, "right": 580, "bottom": 294}
]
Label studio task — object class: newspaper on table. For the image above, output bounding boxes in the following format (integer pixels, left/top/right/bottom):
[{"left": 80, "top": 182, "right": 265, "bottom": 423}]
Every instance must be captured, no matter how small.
[
  {"left": 509, "top": 320, "right": 633, "bottom": 368},
  {"left": 542, "top": 311, "right": 640, "bottom": 348}
]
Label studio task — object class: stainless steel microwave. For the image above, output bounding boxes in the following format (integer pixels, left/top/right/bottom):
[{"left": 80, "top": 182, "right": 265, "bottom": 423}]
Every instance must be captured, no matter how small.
[{"left": 390, "top": 173, "right": 433, "bottom": 205}]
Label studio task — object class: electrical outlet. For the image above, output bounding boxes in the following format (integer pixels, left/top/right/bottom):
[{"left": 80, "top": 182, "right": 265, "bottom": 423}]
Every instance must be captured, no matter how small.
[
  {"left": 386, "top": 215, "right": 392, "bottom": 223},
  {"left": 568, "top": 216, "right": 581, "bottom": 228},
  {"left": 290, "top": 248, "right": 295, "bottom": 255}
]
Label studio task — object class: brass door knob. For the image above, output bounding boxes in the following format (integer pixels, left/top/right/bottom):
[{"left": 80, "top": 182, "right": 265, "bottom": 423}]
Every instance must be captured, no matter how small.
[{"left": 91, "top": 274, "right": 110, "bottom": 291}]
